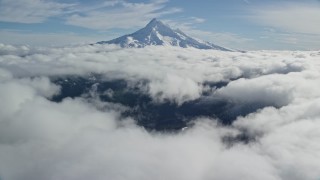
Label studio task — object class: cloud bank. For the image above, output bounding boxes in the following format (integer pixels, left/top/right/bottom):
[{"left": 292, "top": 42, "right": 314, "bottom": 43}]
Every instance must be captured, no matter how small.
[{"left": 0, "top": 44, "right": 320, "bottom": 180}]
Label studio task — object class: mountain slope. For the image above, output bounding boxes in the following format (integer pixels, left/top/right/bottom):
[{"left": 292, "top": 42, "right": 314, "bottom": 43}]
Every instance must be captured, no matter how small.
[{"left": 97, "top": 18, "right": 230, "bottom": 51}]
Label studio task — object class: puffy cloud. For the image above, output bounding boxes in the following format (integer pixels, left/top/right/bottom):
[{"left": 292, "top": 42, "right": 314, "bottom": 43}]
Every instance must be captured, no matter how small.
[
  {"left": 232, "top": 98, "right": 320, "bottom": 180},
  {"left": 214, "top": 68, "right": 320, "bottom": 107},
  {"left": 0, "top": 44, "right": 320, "bottom": 180},
  {"left": 148, "top": 74, "right": 203, "bottom": 104},
  {"left": 0, "top": 45, "right": 312, "bottom": 104}
]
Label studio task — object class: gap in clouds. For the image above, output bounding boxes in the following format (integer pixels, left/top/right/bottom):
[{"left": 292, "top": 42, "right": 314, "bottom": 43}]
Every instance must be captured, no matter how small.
[{"left": 49, "top": 73, "right": 286, "bottom": 132}]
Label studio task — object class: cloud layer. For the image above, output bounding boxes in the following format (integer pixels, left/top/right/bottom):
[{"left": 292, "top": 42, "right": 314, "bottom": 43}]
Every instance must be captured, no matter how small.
[{"left": 0, "top": 44, "right": 320, "bottom": 180}]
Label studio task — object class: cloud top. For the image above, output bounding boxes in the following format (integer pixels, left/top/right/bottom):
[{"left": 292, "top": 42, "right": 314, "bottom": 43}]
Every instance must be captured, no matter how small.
[{"left": 0, "top": 44, "right": 320, "bottom": 180}]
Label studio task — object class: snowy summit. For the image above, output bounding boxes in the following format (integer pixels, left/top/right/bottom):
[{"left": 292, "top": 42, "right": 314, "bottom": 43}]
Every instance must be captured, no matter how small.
[{"left": 97, "top": 18, "right": 230, "bottom": 51}]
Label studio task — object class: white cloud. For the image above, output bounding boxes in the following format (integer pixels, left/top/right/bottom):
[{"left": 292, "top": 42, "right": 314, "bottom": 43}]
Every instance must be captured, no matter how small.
[
  {"left": 215, "top": 76, "right": 294, "bottom": 107},
  {"left": 187, "top": 30, "right": 253, "bottom": 50},
  {"left": 259, "top": 31, "right": 320, "bottom": 50},
  {"left": 0, "top": 45, "right": 320, "bottom": 179},
  {"left": 163, "top": 19, "right": 253, "bottom": 50},
  {"left": 148, "top": 74, "right": 203, "bottom": 105},
  {"left": 0, "top": 44, "right": 312, "bottom": 103},
  {"left": 0, "top": 0, "right": 182, "bottom": 31},
  {"left": 241, "top": 2, "right": 320, "bottom": 50},
  {"left": 189, "top": 17, "right": 205, "bottom": 23},
  {"left": 0, "top": 0, "right": 73, "bottom": 23},
  {"left": 249, "top": 3, "right": 320, "bottom": 35},
  {"left": 65, "top": 0, "right": 182, "bottom": 30},
  {"left": 0, "top": 0, "right": 181, "bottom": 31}
]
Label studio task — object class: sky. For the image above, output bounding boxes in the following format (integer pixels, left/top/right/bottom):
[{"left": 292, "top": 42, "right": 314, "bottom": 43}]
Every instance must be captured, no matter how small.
[{"left": 0, "top": 0, "right": 319, "bottom": 50}]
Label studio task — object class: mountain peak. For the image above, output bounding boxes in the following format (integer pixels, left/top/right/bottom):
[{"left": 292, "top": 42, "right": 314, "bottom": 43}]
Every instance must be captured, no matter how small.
[
  {"left": 148, "top": 18, "right": 159, "bottom": 24},
  {"left": 145, "top": 18, "right": 167, "bottom": 30},
  {"left": 97, "top": 19, "right": 231, "bottom": 51}
]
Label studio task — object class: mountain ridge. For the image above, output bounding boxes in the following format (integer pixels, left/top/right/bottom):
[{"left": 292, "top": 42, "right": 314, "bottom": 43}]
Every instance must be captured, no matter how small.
[{"left": 97, "top": 18, "right": 231, "bottom": 51}]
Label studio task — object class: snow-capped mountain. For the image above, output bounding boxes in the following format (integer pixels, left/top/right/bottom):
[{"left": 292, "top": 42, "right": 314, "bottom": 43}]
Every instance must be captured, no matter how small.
[{"left": 97, "top": 18, "right": 230, "bottom": 51}]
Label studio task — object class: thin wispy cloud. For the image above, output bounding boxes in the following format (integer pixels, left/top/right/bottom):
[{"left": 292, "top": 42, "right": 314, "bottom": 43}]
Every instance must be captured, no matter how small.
[
  {"left": 0, "top": 0, "right": 318, "bottom": 49},
  {"left": 65, "top": 0, "right": 182, "bottom": 30},
  {"left": 0, "top": 0, "right": 73, "bottom": 23},
  {"left": 249, "top": 3, "right": 320, "bottom": 35},
  {"left": 0, "top": 0, "right": 181, "bottom": 30},
  {"left": 163, "top": 18, "right": 253, "bottom": 50}
]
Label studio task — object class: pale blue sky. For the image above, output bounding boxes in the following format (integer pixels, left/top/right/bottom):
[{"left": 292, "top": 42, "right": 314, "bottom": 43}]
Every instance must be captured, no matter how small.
[{"left": 0, "top": 0, "right": 319, "bottom": 50}]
